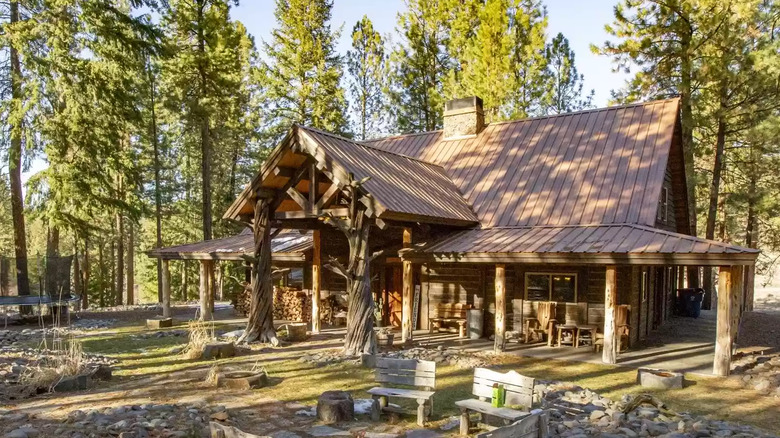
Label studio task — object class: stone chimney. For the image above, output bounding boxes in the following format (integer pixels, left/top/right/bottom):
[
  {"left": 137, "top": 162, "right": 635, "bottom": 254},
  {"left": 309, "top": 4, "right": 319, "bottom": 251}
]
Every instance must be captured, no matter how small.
[{"left": 443, "top": 96, "right": 485, "bottom": 139}]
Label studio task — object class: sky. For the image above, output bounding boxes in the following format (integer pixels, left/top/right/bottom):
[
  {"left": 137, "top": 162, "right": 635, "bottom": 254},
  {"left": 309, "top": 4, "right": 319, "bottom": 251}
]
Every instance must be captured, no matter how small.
[{"left": 232, "top": 0, "right": 631, "bottom": 106}]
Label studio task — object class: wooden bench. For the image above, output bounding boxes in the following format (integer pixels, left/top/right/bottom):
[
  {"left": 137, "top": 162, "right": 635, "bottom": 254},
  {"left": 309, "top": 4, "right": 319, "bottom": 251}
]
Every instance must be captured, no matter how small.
[
  {"left": 368, "top": 358, "right": 436, "bottom": 427},
  {"left": 475, "top": 412, "right": 549, "bottom": 438},
  {"left": 429, "top": 303, "right": 471, "bottom": 338},
  {"left": 456, "top": 368, "right": 534, "bottom": 435}
]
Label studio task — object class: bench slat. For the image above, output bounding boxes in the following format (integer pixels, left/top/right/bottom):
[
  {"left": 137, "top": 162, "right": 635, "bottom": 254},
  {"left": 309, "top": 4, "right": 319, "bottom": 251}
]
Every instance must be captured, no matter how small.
[
  {"left": 455, "top": 399, "right": 529, "bottom": 421},
  {"left": 376, "top": 358, "right": 436, "bottom": 372},
  {"left": 368, "top": 387, "right": 434, "bottom": 400},
  {"left": 470, "top": 368, "right": 534, "bottom": 410},
  {"left": 376, "top": 373, "right": 435, "bottom": 388}
]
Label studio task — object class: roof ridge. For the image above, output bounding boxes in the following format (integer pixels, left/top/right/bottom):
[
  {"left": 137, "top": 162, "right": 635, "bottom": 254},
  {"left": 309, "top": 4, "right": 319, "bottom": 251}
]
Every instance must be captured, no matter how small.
[
  {"left": 297, "top": 124, "right": 445, "bottom": 168},
  {"left": 363, "top": 97, "right": 680, "bottom": 142}
]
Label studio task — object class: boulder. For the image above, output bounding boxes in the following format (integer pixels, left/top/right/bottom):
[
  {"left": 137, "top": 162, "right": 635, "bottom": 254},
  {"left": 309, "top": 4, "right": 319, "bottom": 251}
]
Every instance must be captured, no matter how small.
[
  {"left": 316, "top": 391, "right": 354, "bottom": 424},
  {"left": 637, "top": 368, "right": 683, "bottom": 390},
  {"left": 53, "top": 374, "right": 88, "bottom": 392},
  {"left": 146, "top": 318, "right": 173, "bottom": 329},
  {"left": 202, "top": 342, "right": 236, "bottom": 360}
]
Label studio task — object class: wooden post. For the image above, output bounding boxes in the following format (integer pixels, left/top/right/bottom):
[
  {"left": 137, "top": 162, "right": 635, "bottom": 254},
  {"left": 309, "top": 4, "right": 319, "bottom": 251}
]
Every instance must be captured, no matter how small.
[
  {"left": 161, "top": 259, "right": 171, "bottom": 318},
  {"left": 402, "top": 228, "right": 413, "bottom": 343},
  {"left": 744, "top": 265, "right": 755, "bottom": 312},
  {"left": 494, "top": 264, "right": 506, "bottom": 353},
  {"left": 602, "top": 265, "right": 617, "bottom": 364},
  {"left": 714, "top": 266, "right": 735, "bottom": 376},
  {"left": 731, "top": 266, "right": 744, "bottom": 342},
  {"left": 312, "top": 230, "right": 322, "bottom": 334},
  {"left": 199, "top": 260, "right": 213, "bottom": 320}
]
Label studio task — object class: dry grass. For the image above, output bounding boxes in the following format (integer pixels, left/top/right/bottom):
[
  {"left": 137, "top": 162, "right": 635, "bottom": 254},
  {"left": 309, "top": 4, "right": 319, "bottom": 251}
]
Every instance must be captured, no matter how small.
[
  {"left": 183, "top": 319, "right": 216, "bottom": 360},
  {"left": 205, "top": 363, "right": 221, "bottom": 386},
  {"left": 20, "top": 337, "right": 87, "bottom": 391}
]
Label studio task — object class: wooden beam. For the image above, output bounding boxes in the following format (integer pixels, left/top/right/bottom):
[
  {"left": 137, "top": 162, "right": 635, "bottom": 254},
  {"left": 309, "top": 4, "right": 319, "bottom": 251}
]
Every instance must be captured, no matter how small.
[
  {"left": 402, "top": 228, "right": 413, "bottom": 343},
  {"left": 602, "top": 265, "right": 618, "bottom": 364},
  {"left": 731, "top": 266, "right": 744, "bottom": 344},
  {"left": 494, "top": 264, "right": 506, "bottom": 353},
  {"left": 400, "top": 252, "right": 758, "bottom": 266},
  {"left": 714, "top": 266, "right": 735, "bottom": 376},
  {"left": 199, "top": 260, "right": 213, "bottom": 320},
  {"left": 256, "top": 187, "right": 276, "bottom": 199},
  {"left": 162, "top": 259, "right": 171, "bottom": 318},
  {"left": 311, "top": 230, "right": 321, "bottom": 334},
  {"left": 744, "top": 265, "right": 755, "bottom": 312},
  {"left": 314, "top": 183, "right": 340, "bottom": 210},
  {"left": 309, "top": 163, "right": 318, "bottom": 210},
  {"left": 286, "top": 186, "right": 311, "bottom": 211},
  {"left": 273, "top": 166, "right": 296, "bottom": 178},
  {"left": 275, "top": 208, "right": 349, "bottom": 220}
]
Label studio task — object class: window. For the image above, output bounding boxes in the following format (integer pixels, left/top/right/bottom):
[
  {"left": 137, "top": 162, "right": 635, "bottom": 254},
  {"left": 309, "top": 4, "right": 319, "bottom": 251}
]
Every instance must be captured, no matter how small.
[
  {"left": 641, "top": 270, "right": 648, "bottom": 302},
  {"left": 657, "top": 186, "right": 670, "bottom": 224},
  {"left": 525, "top": 273, "right": 577, "bottom": 302}
]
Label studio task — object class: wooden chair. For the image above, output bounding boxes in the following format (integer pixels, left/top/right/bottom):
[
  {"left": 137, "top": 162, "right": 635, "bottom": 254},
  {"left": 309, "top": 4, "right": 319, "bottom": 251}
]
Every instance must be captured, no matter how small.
[
  {"left": 616, "top": 305, "right": 630, "bottom": 352},
  {"left": 429, "top": 303, "right": 471, "bottom": 338},
  {"left": 475, "top": 412, "right": 549, "bottom": 438},
  {"left": 455, "top": 368, "right": 533, "bottom": 435},
  {"left": 523, "top": 302, "right": 557, "bottom": 345},
  {"left": 368, "top": 358, "right": 436, "bottom": 426}
]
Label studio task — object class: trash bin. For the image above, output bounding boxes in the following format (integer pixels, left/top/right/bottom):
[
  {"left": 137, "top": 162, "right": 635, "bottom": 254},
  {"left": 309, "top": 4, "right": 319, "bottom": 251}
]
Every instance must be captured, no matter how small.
[
  {"left": 675, "top": 288, "right": 705, "bottom": 318},
  {"left": 467, "top": 309, "right": 484, "bottom": 340}
]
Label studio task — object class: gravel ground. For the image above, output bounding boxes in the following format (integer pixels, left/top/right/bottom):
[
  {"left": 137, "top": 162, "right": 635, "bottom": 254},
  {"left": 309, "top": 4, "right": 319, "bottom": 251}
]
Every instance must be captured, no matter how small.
[{"left": 738, "top": 312, "right": 780, "bottom": 353}]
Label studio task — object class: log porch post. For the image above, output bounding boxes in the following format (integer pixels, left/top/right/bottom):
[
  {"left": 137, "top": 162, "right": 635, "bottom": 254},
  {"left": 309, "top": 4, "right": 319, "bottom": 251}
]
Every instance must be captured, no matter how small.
[
  {"left": 312, "top": 230, "right": 322, "bottom": 334},
  {"left": 199, "top": 260, "right": 213, "bottom": 320},
  {"left": 602, "top": 265, "right": 618, "bottom": 364},
  {"left": 714, "top": 266, "right": 737, "bottom": 376},
  {"left": 494, "top": 263, "right": 506, "bottom": 353},
  {"left": 161, "top": 259, "right": 171, "bottom": 318},
  {"left": 402, "top": 227, "right": 413, "bottom": 343}
]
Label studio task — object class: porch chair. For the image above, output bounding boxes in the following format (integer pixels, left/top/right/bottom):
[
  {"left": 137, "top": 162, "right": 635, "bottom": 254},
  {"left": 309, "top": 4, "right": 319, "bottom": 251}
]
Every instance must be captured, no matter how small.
[
  {"left": 593, "top": 305, "right": 631, "bottom": 352},
  {"left": 523, "top": 302, "right": 557, "bottom": 345}
]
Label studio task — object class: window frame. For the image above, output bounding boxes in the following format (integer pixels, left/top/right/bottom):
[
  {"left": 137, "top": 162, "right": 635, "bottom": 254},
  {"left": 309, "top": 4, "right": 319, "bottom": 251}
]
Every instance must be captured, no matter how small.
[
  {"left": 658, "top": 186, "right": 670, "bottom": 224},
  {"left": 524, "top": 272, "right": 578, "bottom": 303}
]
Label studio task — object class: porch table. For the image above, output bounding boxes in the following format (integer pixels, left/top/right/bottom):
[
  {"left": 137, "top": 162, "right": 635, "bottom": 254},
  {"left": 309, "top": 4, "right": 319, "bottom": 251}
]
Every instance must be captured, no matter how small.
[
  {"left": 575, "top": 324, "right": 598, "bottom": 348},
  {"left": 555, "top": 325, "right": 577, "bottom": 347}
]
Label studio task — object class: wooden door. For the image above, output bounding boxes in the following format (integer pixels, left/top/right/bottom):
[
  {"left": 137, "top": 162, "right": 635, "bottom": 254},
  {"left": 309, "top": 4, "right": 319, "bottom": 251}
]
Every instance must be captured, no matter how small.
[{"left": 385, "top": 266, "right": 403, "bottom": 327}]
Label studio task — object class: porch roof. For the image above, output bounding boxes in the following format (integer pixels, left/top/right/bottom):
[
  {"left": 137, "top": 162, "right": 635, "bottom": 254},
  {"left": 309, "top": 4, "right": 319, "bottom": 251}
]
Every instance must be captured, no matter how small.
[
  {"left": 401, "top": 224, "right": 759, "bottom": 266},
  {"left": 146, "top": 229, "right": 311, "bottom": 262}
]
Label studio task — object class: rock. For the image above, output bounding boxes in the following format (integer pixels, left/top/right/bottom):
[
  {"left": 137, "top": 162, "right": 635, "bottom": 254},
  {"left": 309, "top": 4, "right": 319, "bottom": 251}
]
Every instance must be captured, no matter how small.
[
  {"left": 439, "top": 417, "right": 460, "bottom": 431},
  {"left": 209, "top": 422, "right": 267, "bottom": 438},
  {"left": 590, "top": 410, "right": 607, "bottom": 420},
  {"left": 404, "top": 430, "right": 439, "bottom": 438},
  {"left": 201, "top": 342, "right": 235, "bottom": 360},
  {"left": 88, "top": 364, "right": 113, "bottom": 381},
  {"left": 146, "top": 318, "right": 173, "bottom": 329},
  {"left": 53, "top": 374, "right": 89, "bottom": 392},
  {"left": 316, "top": 391, "right": 354, "bottom": 424},
  {"left": 308, "top": 426, "right": 351, "bottom": 437},
  {"left": 637, "top": 368, "right": 684, "bottom": 390},
  {"left": 217, "top": 371, "right": 268, "bottom": 390},
  {"left": 361, "top": 354, "right": 376, "bottom": 368},
  {"left": 211, "top": 411, "right": 229, "bottom": 421},
  {"left": 619, "top": 427, "right": 638, "bottom": 437},
  {"left": 3, "top": 430, "right": 28, "bottom": 438}
]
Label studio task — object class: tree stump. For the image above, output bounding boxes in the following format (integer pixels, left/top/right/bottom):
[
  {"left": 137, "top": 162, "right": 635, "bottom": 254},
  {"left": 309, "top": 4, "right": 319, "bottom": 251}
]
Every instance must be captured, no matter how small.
[
  {"left": 317, "top": 391, "right": 354, "bottom": 424},
  {"left": 217, "top": 371, "right": 268, "bottom": 390},
  {"left": 202, "top": 342, "right": 236, "bottom": 360}
]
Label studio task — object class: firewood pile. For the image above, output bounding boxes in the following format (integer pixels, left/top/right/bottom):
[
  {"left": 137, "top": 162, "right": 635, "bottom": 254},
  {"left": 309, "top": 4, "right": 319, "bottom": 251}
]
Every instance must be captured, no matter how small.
[
  {"left": 320, "top": 294, "right": 347, "bottom": 325},
  {"left": 232, "top": 282, "right": 252, "bottom": 316},
  {"left": 273, "top": 287, "right": 311, "bottom": 322}
]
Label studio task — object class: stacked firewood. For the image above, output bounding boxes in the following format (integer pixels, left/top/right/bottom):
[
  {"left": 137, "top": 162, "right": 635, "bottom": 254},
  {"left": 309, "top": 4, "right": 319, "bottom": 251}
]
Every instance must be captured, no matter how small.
[
  {"left": 273, "top": 287, "right": 311, "bottom": 322},
  {"left": 232, "top": 282, "right": 252, "bottom": 316},
  {"left": 320, "top": 294, "right": 347, "bottom": 325}
]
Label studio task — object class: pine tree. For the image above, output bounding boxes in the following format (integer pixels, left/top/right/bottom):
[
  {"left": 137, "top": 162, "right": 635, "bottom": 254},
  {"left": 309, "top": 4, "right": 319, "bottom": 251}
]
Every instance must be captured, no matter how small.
[
  {"left": 445, "top": 0, "right": 513, "bottom": 122},
  {"left": 390, "top": 0, "right": 451, "bottom": 132},
  {"left": 260, "top": 0, "right": 348, "bottom": 138},
  {"left": 508, "top": 0, "right": 549, "bottom": 118},
  {"left": 346, "top": 16, "right": 387, "bottom": 140},
  {"left": 542, "top": 33, "right": 593, "bottom": 115}
]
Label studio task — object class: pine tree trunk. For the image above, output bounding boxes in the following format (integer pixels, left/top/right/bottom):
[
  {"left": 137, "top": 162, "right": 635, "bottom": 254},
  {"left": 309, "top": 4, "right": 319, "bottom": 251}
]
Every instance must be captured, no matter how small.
[
  {"left": 73, "top": 238, "right": 81, "bottom": 306},
  {"left": 680, "top": 23, "right": 699, "bottom": 289},
  {"left": 45, "top": 226, "right": 60, "bottom": 297},
  {"left": 196, "top": 0, "right": 213, "bottom": 242},
  {"left": 99, "top": 242, "right": 106, "bottom": 308},
  {"left": 343, "top": 219, "right": 376, "bottom": 356},
  {"left": 182, "top": 261, "right": 188, "bottom": 301},
  {"left": 115, "top": 213, "right": 124, "bottom": 306},
  {"left": 150, "top": 63, "right": 164, "bottom": 304},
  {"left": 83, "top": 236, "right": 90, "bottom": 309},
  {"left": 8, "top": 1, "right": 30, "bottom": 302},
  {"left": 126, "top": 221, "right": 134, "bottom": 305},
  {"left": 703, "top": 92, "right": 728, "bottom": 309},
  {"left": 238, "top": 198, "right": 278, "bottom": 345}
]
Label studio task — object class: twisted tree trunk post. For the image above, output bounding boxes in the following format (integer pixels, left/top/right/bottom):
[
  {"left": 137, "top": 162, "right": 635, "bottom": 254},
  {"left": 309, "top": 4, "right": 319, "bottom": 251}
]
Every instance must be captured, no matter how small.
[{"left": 239, "top": 197, "right": 279, "bottom": 346}]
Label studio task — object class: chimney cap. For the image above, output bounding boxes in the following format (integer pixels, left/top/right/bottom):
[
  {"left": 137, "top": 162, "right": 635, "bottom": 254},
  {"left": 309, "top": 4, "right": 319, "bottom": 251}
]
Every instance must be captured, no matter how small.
[{"left": 445, "top": 96, "right": 483, "bottom": 113}]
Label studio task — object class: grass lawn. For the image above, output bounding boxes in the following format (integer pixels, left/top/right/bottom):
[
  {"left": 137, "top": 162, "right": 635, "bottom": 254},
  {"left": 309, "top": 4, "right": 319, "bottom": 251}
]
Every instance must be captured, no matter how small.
[{"left": 37, "top": 326, "right": 780, "bottom": 434}]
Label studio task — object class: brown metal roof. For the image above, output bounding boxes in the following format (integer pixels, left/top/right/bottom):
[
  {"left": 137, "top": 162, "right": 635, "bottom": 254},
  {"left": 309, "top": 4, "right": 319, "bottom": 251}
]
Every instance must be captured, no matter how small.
[
  {"left": 147, "top": 229, "right": 312, "bottom": 261},
  {"left": 365, "top": 98, "right": 680, "bottom": 228},
  {"left": 402, "top": 224, "right": 758, "bottom": 265}
]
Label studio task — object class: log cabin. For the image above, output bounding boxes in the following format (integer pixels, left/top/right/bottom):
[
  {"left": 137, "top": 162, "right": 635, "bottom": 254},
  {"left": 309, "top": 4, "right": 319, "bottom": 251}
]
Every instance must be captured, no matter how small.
[{"left": 150, "top": 96, "right": 758, "bottom": 376}]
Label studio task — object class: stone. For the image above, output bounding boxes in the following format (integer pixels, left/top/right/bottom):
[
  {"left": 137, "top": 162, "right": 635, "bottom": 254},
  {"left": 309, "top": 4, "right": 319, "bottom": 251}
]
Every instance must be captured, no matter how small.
[
  {"left": 271, "top": 431, "right": 302, "bottom": 438},
  {"left": 211, "top": 411, "right": 229, "bottom": 421},
  {"left": 217, "top": 371, "right": 268, "bottom": 390},
  {"left": 146, "top": 318, "right": 173, "bottom": 329},
  {"left": 361, "top": 354, "right": 376, "bottom": 368},
  {"left": 53, "top": 374, "right": 89, "bottom": 392},
  {"left": 590, "top": 410, "right": 607, "bottom": 420},
  {"left": 404, "top": 430, "right": 439, "bottom": 438},
  {"left": 89, "top": 364, "right": 113, "bottom": 381},
  {"left": 201, "top": 342, "right": 236, "bottom": 360},
  {"left": 209, "top": 422, "right": 266, "bottom": 438},
  {"left": 637, "top": 368, "right": 684, "bottom": 390},
  {"left": 619, "top": 427, "right": 638, "bottom": 437},
  {"left": 316, "top": 391, "right": 354, "bottom": 424},
  {"left": 3, "top": 430, "right": 28, "bottom": 438},
  {"left": 308, "top": 426, "right": 351, "bottom": 437}
]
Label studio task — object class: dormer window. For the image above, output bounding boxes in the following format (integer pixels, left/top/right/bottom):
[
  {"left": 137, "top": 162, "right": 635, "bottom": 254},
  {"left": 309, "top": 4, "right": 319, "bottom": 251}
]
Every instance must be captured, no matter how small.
[{"left": 657, "top": 186, "right": 669, "bottom": 224}]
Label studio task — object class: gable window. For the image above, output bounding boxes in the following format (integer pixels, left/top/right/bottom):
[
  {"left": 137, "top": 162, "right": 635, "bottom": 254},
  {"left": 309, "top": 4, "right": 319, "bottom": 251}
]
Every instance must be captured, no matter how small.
[
  {"left": 657, "top": 186, "right": 670, "bottom": 224},
  {"left": 525, "top": 273, "right": 577, "bottom": 303}
]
